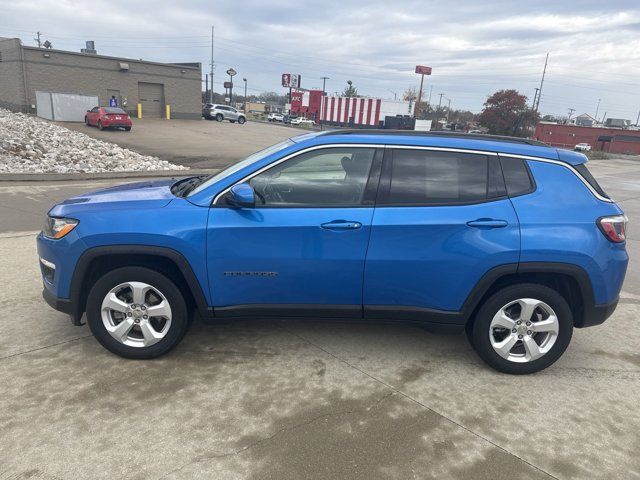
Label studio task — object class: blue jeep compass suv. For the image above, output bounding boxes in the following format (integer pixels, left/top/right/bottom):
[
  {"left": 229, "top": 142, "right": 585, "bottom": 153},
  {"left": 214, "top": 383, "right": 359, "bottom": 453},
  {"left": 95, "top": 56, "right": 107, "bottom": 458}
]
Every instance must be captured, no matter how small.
[{"left": 37, "top": 131, "right": 628, "bottom": 374}]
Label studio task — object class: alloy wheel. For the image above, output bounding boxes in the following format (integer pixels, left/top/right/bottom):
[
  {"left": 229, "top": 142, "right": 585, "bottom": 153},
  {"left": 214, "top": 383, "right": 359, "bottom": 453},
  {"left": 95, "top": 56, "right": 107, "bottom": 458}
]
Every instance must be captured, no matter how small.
[
  {"left": 489, "top": 298, "right": 559, "bottom": 363},
  {"left": 101, "top": 281, "right": 172, "bottom": 348}
]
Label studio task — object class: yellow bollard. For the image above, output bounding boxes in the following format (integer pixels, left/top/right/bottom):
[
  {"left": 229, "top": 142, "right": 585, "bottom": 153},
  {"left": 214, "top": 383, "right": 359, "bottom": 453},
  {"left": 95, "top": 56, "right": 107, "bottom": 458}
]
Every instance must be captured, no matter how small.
[
  {"left": 137, "top": 103, "right": 142, "bottom": 118},
  {"left": 166, "top": 104, "right": 171, "bottom": 120}
]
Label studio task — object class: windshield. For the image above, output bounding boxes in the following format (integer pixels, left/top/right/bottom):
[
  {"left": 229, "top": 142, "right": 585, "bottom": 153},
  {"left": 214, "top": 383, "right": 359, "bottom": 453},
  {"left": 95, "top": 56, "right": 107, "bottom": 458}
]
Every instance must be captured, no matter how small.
[{"left": 188, "top": 139, "right": 296, "bottom": 196}]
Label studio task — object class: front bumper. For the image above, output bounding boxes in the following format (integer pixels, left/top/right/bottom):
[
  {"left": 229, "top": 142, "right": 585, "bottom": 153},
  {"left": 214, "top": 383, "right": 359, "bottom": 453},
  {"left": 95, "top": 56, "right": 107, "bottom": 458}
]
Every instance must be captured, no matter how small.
[{"left": 42, "top": 287, "right": 73, "bottom": 315}]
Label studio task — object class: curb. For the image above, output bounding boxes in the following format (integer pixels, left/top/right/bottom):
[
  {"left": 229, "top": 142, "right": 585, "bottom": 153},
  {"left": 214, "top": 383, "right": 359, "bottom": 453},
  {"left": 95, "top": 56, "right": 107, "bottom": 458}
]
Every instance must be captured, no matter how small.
[{"left": 0, "top": 168, "right": 218, "bottom": 182}]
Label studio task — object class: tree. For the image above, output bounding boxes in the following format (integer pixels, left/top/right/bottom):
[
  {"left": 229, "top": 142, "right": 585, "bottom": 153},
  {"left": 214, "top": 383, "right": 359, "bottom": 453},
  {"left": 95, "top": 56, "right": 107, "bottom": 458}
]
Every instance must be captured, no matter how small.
[
  {"left": 478, "top": 89, "right": 539, "bottom": 137},
  {"left": 403, "top": 87, "right": 418, "bottom": 102},
  {"left": 343, "top": 80, "right": 358, "bottom": 97}
]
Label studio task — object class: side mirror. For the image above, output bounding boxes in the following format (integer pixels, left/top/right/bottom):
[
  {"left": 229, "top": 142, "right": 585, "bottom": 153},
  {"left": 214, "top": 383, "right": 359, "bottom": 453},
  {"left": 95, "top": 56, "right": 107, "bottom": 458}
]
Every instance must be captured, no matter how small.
[{"left": 227, "top": 183, "right": 255, "bottom": 208}]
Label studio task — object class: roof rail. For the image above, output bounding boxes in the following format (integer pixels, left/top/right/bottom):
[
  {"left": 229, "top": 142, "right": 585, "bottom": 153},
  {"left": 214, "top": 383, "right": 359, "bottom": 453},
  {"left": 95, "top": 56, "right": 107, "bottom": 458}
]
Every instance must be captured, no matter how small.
[{"left": 317, "top": 129, "right": 548, "bottom": 147}]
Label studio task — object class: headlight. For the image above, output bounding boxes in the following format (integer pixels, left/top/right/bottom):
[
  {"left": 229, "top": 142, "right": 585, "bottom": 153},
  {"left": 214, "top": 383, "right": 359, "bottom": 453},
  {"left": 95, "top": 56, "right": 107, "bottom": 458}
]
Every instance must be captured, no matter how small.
[{"left": 43, "top": 216, "right": 79, "bottom": 239}]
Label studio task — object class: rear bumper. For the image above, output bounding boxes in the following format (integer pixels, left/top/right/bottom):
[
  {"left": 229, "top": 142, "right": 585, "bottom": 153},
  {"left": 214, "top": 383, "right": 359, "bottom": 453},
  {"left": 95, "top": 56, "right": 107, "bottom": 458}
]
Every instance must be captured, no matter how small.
[{"left": 579, "top": 297, "right": 619, "bottom": 328}]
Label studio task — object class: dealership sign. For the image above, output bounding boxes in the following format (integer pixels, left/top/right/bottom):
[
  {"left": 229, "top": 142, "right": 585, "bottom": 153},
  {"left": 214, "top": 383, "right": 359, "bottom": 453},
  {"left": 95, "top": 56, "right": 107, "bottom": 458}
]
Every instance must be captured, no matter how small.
[
  {"left": 282, "top": 73, "right": 301, "bottom": 88},
  {"left": 415, "top": 65, "right": 432, "bottom": 75}
]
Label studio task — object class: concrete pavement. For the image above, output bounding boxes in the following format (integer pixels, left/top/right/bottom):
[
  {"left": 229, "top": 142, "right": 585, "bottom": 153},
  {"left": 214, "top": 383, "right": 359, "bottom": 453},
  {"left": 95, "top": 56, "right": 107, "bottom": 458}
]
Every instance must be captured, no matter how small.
[
  {"left": 59, "top": 118, "right": 300, "bottom": 169},
  {"left": 0, "top": 156, "right": 639, "bottom": 479}
]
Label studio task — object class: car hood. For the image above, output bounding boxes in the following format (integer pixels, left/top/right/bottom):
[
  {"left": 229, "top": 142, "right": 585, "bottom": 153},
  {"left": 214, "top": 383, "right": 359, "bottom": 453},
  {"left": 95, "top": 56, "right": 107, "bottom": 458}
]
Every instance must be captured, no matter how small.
[{"left": 48, "top": 178, "right": 180, "bottom": 216}]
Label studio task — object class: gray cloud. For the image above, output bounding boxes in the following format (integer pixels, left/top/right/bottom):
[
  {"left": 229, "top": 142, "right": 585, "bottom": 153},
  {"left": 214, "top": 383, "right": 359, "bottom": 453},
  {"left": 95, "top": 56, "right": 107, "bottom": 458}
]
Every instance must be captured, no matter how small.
[{"left": 0, "top": 0, "right": 639, "bottom": 118}]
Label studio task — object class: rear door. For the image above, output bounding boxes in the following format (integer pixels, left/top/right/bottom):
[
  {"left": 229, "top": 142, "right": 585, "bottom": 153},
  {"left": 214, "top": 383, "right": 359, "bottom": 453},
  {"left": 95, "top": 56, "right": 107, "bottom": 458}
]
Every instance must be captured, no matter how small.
[
  {"left": 364, "top": 147, "right": 520, "bottom": 320},
  {"left": 207, "top": 146, "right": 383, "bottom": 316}
]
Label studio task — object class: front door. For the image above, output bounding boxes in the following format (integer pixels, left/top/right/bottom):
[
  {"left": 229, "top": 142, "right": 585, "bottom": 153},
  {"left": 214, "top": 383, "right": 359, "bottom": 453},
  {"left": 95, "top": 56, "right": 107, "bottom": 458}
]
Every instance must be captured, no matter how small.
[
  {"left": 364, "top": 147, "right": 520, "bottom": 319},
  {"left": 207, "top": 146, "right": 382, "bottom": 317}
]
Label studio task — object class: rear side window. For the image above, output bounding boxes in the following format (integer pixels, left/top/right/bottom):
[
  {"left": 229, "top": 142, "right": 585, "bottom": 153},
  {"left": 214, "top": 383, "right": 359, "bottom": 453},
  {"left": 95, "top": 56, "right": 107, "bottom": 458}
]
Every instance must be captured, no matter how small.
[
  {"left": 499, "top": 157, "right": 535, "bottom": 196},
  {"left": 574, "top": 163, "right": 610, "bottom": 199},
  {"left": 380, "top": 149, "right": 505, "bottom": 205}
]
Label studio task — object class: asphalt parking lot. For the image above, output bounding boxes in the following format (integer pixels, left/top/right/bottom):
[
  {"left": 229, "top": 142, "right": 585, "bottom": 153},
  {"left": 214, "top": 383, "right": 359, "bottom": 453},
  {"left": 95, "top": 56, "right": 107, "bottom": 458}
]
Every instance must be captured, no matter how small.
[
  {"left": 0, "top": 156, "right": 639, "bottom": 479},
  {"left": 60, "top": 118, "right": 302, "bottom": 169}
]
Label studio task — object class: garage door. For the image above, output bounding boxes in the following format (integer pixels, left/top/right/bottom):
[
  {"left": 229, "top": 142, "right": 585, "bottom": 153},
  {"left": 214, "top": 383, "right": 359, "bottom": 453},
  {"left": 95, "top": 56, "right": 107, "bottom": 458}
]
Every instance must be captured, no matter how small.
[{"left": 138, "top": 82, "right": 164, "bottom": 117}]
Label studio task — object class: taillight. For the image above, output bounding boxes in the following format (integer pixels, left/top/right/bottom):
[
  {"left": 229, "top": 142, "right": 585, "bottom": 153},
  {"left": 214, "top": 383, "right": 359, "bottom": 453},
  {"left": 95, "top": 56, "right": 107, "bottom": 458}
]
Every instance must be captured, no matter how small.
[{"left": 597, "top": 215, "right": 628, "bottom": 243}]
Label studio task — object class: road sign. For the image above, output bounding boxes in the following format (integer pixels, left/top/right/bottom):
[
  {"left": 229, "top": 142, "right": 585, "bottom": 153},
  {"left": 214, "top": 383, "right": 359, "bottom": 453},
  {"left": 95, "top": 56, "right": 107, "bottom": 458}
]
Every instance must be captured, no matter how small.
[
  {"left": 226, "top": 68, "right": 237, "bottom": 77},
  {"left": 223, "top": 81, "right": 233, "bottom": 89},
  {"left": 415, "top": 65, "right": 432, "bottom": 75}
]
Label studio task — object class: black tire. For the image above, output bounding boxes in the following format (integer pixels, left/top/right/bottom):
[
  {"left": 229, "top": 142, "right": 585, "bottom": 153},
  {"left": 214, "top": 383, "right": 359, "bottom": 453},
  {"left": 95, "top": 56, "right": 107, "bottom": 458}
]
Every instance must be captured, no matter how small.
[
  {"left": 125, "top": 126, "right": 131, "bottom": 132},
  {"left": 98, "top": 120, "right": 104, "bottom": 131},
  {"left": 85, "top": 116, "right": 90, "bottom": 126},
  {"left": 215, "top": 113, "right": 224, "bottom": 122},
  {"left": 86, "top": 267, "right": 190, "bottom": 359},
  {"left": 469, "top": 283, "right": 573, "bottom": 374},
  {"left": 238, "top": 117, "right": 246, "bottom": 124}
]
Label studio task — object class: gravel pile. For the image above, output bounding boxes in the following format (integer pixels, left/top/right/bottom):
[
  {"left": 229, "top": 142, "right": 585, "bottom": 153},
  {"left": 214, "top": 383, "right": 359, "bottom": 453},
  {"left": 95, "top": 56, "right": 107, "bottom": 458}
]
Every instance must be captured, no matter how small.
[{"left": 0, "top": 108, "right": 188, "bottom": 173}]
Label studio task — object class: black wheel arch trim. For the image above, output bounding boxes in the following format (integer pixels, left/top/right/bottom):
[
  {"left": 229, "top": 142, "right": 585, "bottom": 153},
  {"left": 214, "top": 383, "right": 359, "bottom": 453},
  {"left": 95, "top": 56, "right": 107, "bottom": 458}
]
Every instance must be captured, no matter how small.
[{"left": 69, "top": 245, "right": 210, "bottom": 325}]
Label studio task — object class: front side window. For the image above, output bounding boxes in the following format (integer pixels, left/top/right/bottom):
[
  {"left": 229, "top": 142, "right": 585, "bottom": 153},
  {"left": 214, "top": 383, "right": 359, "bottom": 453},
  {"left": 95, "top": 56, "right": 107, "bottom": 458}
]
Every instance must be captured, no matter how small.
[
  {"left": 249, "top": 148, "right": 376, "bottom": 207},
  {"left": 381, "top": 149, "right": 505, "bottom": 205}
]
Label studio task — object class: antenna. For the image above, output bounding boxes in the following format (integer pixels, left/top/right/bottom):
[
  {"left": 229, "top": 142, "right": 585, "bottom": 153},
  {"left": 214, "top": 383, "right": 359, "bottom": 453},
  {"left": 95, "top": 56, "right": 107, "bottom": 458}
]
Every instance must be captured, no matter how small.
[{"left": 34, "top": 31, "right": 42, "bottom": 48}]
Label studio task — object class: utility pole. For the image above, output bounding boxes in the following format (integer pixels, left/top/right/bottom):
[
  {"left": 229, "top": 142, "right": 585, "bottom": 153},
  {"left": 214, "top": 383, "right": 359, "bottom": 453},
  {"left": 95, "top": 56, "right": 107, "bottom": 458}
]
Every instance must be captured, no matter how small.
[
  {"left": 205, "top": 74, "right": 208, "bottom": 103},
  {"left": 446, "top": 98, "right": 452, "bottom": 122},
  {"left": 319, "top": 77, "right": 329, "bottom": 130},
  {"left": 595, "top": 98, "right": 601, "bottom": 123},
  {"left": 567, "top": 108, "right": 575, "bottom": 123},
  {"left": 34, "top": 31, "right": 42, "bottom": 48},
  {"left": 534, "top": 53, "right": 549, "bottom": 113},
  {"left": 437, "top": 93, "right": 445, "bottom": 113},
  {"left": 532, "top": 88, "right": 540, "bottom": 109},
  {"left": 388, "top": 89, "right": 397, "bottom": 100},
  {"left": 209, "top": 26, "right": 215, "bottom": 103}
]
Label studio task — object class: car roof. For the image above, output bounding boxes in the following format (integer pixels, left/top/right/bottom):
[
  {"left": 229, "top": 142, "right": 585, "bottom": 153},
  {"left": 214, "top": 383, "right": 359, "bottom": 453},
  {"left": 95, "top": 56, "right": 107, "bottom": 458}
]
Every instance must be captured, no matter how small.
[{"left": 291, "top": 129, "right": 588, "bottom": 165}]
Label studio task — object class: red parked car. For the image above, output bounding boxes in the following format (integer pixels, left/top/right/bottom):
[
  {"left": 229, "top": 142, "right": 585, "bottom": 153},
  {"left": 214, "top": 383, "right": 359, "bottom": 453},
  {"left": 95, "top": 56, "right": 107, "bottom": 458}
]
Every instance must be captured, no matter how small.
[{"left": 85, "top": 106, "right": 132, "bottom": 131}]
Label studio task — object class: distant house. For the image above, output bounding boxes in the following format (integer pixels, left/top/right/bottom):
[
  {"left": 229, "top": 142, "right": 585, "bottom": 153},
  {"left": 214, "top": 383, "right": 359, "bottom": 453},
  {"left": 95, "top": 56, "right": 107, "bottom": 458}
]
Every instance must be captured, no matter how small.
[{"left": 574, "top": 113, "right": 597, "bottom": 127}]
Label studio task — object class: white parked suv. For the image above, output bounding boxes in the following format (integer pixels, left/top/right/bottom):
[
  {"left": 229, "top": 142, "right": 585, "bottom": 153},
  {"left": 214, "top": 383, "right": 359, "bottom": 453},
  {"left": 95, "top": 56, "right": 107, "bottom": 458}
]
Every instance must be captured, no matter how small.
[
  {"left": 268, "top": 113, "right": 285, "bottom": 122},
  {"left": 203, "top": 104, "right": 246, "bottom": 124},
  {"left": 574, "top": 143, "right": 592, "bottom": 152}
]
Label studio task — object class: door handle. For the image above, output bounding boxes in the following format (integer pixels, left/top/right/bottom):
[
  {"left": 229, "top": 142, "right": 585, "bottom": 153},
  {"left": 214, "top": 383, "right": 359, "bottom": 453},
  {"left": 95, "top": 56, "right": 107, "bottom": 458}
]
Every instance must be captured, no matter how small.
[
  {"left": 321, "top": 220, "right": 362, "bottom": 230},
  {"left": 466, "top": 218, "right": 508, "bottom": 228}
]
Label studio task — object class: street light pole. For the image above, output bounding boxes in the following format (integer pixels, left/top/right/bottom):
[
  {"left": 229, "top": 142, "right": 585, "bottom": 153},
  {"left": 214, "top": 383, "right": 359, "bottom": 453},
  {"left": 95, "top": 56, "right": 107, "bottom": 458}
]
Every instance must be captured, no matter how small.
[{"left": 243, "top": 78, "right": 247, "bottom": 113}]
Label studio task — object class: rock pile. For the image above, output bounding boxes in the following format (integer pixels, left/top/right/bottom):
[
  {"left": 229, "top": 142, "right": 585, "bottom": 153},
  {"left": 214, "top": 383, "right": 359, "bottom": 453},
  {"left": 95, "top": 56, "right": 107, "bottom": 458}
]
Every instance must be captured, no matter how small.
[{"left": 0, "top": 108, "right": 188, "bottom": 173}]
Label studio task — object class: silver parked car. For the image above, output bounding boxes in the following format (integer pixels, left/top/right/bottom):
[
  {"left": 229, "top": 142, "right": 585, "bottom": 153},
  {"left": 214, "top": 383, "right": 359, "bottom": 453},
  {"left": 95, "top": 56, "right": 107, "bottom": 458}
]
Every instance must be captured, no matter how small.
[{"left": 203, "top": 104, "right": 246, "bottom": 124}]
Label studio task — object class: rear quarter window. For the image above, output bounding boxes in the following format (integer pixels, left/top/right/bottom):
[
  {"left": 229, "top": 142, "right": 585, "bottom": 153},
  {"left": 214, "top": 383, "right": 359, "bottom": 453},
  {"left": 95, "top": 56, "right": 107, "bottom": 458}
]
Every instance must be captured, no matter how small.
[
  {"left": 499, "top": 156, "right": 535, "bottom": 196},
  {"left": 574, "top": 163, "right": 610, "bottom": 199}
]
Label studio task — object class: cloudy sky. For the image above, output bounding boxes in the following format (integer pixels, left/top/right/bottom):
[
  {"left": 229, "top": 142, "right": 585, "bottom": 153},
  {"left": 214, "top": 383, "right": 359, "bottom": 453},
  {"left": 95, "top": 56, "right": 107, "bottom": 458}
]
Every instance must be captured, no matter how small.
[{"left": 2, "top": 0, "right": 640, "bottom": 119}]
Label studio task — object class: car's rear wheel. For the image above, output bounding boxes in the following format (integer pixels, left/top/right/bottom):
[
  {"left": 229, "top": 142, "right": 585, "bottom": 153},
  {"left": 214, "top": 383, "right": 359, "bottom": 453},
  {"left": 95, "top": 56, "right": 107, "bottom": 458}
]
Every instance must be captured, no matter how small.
[
  {"left": 469, "top": 283, "right": 573, "bottom": 374},
  {"left": 215, "top": 113, "right": 224, "bottom": 122},
  {"left": 86, "top": 267, "right": 190, "bottom": 359},
  {"left": 238, "top": 117, "right": 246, "bottom": 124}
]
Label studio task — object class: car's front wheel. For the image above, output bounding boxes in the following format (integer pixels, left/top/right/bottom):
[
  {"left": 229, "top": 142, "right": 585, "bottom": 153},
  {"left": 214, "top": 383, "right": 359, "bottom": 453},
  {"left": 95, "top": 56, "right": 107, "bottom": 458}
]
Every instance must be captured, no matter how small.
[
  {"left": 86, "top": 267, "right": 190, "bottom": 359},
  {"left": 469, "top": 283, "right": 573, "bottom": 374},
  {"left": 238, "top": 116, "right": 246, "bottom": 124}
]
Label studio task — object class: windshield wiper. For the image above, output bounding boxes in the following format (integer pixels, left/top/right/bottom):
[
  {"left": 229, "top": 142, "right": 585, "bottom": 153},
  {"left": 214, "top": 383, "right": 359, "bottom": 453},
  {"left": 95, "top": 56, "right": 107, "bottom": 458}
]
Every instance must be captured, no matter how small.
[{"left": 172, "top": 175, "right": 208, "bottom": 197}]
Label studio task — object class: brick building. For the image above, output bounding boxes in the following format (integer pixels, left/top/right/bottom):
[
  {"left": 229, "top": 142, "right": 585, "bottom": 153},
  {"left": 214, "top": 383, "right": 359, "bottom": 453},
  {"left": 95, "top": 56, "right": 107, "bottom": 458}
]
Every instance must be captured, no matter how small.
[
  {"left": 534, "top": 122, "right": 640, "bottom": 155},
  {"left": 0, "top": 38, "right": 201, "bottom": 119}
]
